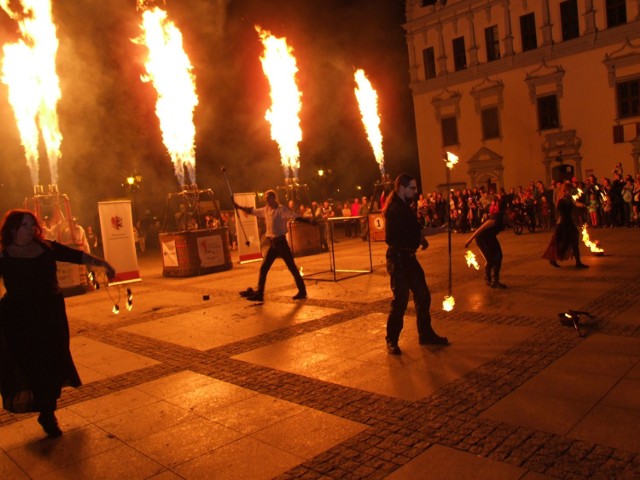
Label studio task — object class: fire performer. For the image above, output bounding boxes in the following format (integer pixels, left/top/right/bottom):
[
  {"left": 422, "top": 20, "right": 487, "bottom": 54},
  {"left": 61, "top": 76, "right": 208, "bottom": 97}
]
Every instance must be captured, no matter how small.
[
  {"left": 384, "top": 174, "right": 448, "bottom": 355},
  {"left": 543, "top": 182, "right": 589, "bottom": 269},
  {"left": 0, "top": 210, "right": 115, "bottom": 437},
  {"left": 234, "top": 190, "right": 307, "bottom": 302},
  {"left": 464, "top": 195, "right": 508, "bottom": 289}
]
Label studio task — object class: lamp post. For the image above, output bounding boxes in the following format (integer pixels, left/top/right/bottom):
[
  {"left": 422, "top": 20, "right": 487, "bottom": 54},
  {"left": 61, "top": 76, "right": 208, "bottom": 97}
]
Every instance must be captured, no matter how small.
[
  {"left": 124, "top": 173, "right": 142, "bottom": 222},
  {"left": 443, "top": 151, "right": 458, "bottom": 312},
  {"left": 317, "top": 168, "right": 331, "bottom": 201}
]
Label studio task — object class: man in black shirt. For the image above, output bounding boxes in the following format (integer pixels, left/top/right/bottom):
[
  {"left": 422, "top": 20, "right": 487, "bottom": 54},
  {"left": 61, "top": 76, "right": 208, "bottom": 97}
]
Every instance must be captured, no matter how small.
[{"left": 384, "top": 174, "right": 449, "bottom": 355}]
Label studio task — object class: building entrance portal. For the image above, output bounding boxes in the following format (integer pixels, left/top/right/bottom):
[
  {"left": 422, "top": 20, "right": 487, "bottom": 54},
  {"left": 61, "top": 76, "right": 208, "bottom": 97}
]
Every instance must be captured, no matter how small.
[
  {"left": 467, "top": 147, "right": 504, "bottom": 193},
  {"left": 542, "top": 130, "right": 582, "bottom": 185},
  {"left": 552, "top": 164, "right": 575, "bottom": 183}
]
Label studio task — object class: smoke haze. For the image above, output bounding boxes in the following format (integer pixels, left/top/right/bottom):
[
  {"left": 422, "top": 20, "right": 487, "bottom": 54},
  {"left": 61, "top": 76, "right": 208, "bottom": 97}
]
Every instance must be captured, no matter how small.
[{"left": 0, "top": 0, "right": 417, "bottom": 224}]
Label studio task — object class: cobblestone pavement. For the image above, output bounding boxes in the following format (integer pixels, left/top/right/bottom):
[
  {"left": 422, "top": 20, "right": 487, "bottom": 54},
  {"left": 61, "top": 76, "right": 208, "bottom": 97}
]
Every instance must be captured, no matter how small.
[{"left": 1, "top": 227, "right": 639, "bottom": 479}]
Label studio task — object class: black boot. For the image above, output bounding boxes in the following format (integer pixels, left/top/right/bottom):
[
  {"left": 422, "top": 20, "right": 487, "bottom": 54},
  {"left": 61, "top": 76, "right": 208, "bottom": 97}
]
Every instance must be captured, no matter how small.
[{"left": 38, "top": 411, "right": 62, "bottom": 437}]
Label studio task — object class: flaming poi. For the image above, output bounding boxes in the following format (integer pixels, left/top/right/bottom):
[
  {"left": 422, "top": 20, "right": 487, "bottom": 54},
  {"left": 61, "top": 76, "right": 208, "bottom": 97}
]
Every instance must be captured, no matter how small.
[
  {"left": 135, "top": 1, "right": 198, "bottom": 188},
  {"left": 442, "top": 295, "right": 455, "bottom": 312},
  {"left": 256, "top": 26, "right": 302, "bottom": 182},
  {"left": 1, "top": 0, "right": 63, "bottom": 187},
  {"left": 581, "top": 224, "right": 604, "bottom": 255},
  {"left": 354, "top": 68, "right": 384, "bottom": 176},
  {"left": 465, "top": 250, "right": 480, "bottom": 270},
  {"left": 572, "top": 188, "right": 583, "bottom": 202}
]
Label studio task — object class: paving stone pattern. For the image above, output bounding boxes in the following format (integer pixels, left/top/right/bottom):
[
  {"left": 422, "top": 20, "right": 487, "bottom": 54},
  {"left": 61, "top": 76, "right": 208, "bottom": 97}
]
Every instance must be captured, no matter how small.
[{"left": 1, "top": 230, "right": 639, "bottom": 479}]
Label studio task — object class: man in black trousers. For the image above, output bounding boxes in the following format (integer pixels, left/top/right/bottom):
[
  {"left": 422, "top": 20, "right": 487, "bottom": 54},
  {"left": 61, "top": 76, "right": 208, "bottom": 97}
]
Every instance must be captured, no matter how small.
[
  {"left": 384, "top": 173, "right": 449, "bottom": 355},
  {"left": 234, "top": 190, "right": 306, "bottom": 302}
]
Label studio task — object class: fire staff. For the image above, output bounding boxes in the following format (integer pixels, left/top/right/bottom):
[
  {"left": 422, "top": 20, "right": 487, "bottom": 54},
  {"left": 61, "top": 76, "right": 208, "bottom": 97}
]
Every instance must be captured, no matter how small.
[
  {"left": 234, "top": 190, "right": 307, "bottom": 302},
  {"left": 384, "top": 174, "right": 448, "bottom": 355}
]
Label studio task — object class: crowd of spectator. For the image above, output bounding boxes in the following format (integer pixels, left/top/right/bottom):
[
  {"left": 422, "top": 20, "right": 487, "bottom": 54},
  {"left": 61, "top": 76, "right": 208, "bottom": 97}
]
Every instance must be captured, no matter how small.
[
  {"left": 416, "top": 164, "right": 640, "bottom": 234},
  {"left": 262, "top": 162, "right": 640, "bottom": 244},
  {"left": 94, "top": 162, "right": 640, "bottom": 256}
]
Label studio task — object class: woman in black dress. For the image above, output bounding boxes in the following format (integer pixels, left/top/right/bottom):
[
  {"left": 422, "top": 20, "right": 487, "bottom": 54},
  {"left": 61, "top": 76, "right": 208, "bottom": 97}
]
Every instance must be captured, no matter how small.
[
  {"left": 542, "top": 182, "right": 588, "bottom": 269},
  {"left": 464, "top": 195, "right": 507, "bottom": 288},
  {"left": 0, "top": 209, "right": 115, "bottom": 437}
]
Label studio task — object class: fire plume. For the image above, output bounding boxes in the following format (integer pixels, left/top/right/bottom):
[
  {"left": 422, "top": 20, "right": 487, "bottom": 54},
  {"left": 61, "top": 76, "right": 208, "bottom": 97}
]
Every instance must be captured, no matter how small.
[
  {"left": 442, "top": 295, "right": 455, "bottom": 312},
  {"left": 465, "top": 250, "right": 480, "bottom": 270},
  {"left": 256, "top": 26, "right": 302, "bottom": 181},
  {"left": 581, "top": 224, "right": 604, "bottom": 254},
  {"left": 1, "top": 0, "right": 63, "bottom": 187},
  {"left": 136, "top": 2, "right": 198, "bottom": 188},
  {"left": 354, "top": 69, "right": 384, "bottom": 175}
]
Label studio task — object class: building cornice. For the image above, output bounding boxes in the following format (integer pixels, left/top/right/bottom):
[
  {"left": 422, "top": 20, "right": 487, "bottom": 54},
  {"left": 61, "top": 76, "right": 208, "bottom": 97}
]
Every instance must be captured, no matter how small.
[
  {"left": 409, "top": 21, "right": 640, "bottom": 95},
  {"left": 405, "top": 0, "right": 504, "bottom": 33}
]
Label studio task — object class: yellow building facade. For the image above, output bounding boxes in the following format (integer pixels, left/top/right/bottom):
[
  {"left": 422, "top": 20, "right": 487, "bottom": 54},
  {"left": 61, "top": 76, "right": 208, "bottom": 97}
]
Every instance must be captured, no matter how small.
[{"left": 405, "top": 0, "right": 640, "bottom": 193}]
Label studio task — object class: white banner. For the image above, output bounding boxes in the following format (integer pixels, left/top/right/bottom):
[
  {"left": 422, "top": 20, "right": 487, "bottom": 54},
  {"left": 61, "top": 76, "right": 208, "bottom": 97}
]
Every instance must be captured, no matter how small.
[
  {"left": 161, "top": 240, "right": 179, "bottom": 267},
  {"left": 234, "top": 192, "right": 262, "bottom": 263},
  {"left": 98, "top": 200, "right": 141, "bottom": 284},
  {"left": 197, "top": 234, "right": 225, "bottom": 267}
]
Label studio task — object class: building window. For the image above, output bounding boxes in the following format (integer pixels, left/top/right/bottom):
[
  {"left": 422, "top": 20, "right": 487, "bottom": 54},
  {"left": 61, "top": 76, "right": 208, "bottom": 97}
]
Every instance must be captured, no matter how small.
[
  {"left": 481, "top": 107, "right": 501, "bottom": 140},
  {"left": 452, "top": 37, "right": 467, "bottom": 71},
  {"left": 560, "top": 0, "right": 579, "bottom": 41},
  {"left": 606, "top": 0, "right": 627, "bottom": 28},
  {"left": 617, "top": 78, "right": 640, "bottom": 119},
  {"left": 520, "top": 13, "right": 537, "bottom": 52},
  {"left": 441, "top": 116, "right": 459, "bottom": 146},
  {"left": 613, "top": 125, "right": 624, "bottom": 143},
  {"left": 485, "top": 25, "right": 500, "bottom": 62},
  {"left": 537, "top": 94, "right": 560, "bottom": 130},
  {"left": 423, "top": 47, "right": 436, "bottom": 80}
]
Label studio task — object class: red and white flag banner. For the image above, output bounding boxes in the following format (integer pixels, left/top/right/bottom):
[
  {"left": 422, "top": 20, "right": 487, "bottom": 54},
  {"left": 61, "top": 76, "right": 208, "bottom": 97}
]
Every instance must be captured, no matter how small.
[
  {"left": 98, "top": 200, "right": 141, "bottom": 285},
  {"left": 234, "top": 193, "right": 262, "bottom": 264}
]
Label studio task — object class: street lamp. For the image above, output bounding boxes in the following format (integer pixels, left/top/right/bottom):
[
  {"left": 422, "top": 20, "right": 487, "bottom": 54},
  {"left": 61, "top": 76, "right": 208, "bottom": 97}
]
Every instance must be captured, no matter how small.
[
  {"left": 317, "top": 168, "right": 332, "bottom": 200},
  {"left": 124, "top": 173, "right": 142, "bottom": 222}
]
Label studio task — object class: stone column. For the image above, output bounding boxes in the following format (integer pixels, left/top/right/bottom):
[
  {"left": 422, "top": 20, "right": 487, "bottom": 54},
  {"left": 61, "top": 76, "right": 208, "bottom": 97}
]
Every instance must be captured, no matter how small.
[
  {"left": 502, "top": 0, "right": 514, "bottom": 56},
  {"left": 583, "top": 0, "right": 596, "bottom": 34},
  {"left": 407, "top": 34, "right": 419, "bottom": 83},
  {"left": 437, "top": 23, "right": 448, "bottom": 74},
  {"left": 541, "top": 0, "right": 553, "bottom": 45},
  {"left": 467, "top": 11, "right": 479, "bottom": 66}
]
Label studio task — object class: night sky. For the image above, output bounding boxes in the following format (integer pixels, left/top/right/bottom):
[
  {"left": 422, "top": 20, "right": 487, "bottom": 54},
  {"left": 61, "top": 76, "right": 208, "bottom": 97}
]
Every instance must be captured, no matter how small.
[{"left": 0, "top": 0, "right": 418, "bottom": 223}]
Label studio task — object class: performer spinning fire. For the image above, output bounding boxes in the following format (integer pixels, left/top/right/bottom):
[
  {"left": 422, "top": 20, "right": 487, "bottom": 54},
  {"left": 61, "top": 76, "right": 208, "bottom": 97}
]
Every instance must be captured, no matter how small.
[
  {"left": 0, "top": 210, "right": 115, "bottom": 437},
  {"left": 234, "top": 190, "right": 307, "bottom": 302},
  {"left": 543, "top": 182, "right": 588, "bottom": 269},
  {"left": 384, "top": 174, "right": 448, "bottom": 355},
  {"left": 464, "top": 195, "right": 508, "bottom": 289}
]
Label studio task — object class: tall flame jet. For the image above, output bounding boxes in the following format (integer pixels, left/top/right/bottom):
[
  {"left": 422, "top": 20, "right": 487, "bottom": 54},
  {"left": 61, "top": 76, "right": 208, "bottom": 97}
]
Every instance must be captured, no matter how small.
[
  {"left": 354, "top": 69, "right": 384, "bottom": 176},
  {"left": 0, "top": 0, "right": 63, "bottom": 187},
  {"left": 135, "top": 1, "right": 198, "bottom": 188},
  {"left": 256, "top": 26, "right": 302, "bottom": 182}
]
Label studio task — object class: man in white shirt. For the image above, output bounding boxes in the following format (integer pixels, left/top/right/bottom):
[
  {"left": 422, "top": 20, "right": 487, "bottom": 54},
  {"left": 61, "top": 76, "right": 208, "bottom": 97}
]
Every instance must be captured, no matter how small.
[{"left": 235, "top": 190, "right": 307, "bottom": 302}]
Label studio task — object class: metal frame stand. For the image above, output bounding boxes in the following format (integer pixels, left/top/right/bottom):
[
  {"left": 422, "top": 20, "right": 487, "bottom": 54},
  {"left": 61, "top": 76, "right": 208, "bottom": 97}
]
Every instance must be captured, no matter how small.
[{"left": 305, "top": 215, "right": 373, "bottom": 282}]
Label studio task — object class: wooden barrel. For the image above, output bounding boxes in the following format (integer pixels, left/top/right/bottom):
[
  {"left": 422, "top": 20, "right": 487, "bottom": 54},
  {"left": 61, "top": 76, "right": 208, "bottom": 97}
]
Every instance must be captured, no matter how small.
[
  {"left": 288, "top": 221, "right": 322, "bottom": 257},
  {"left": 160, "top": 228, "right": 232, "bottom": 277}
]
